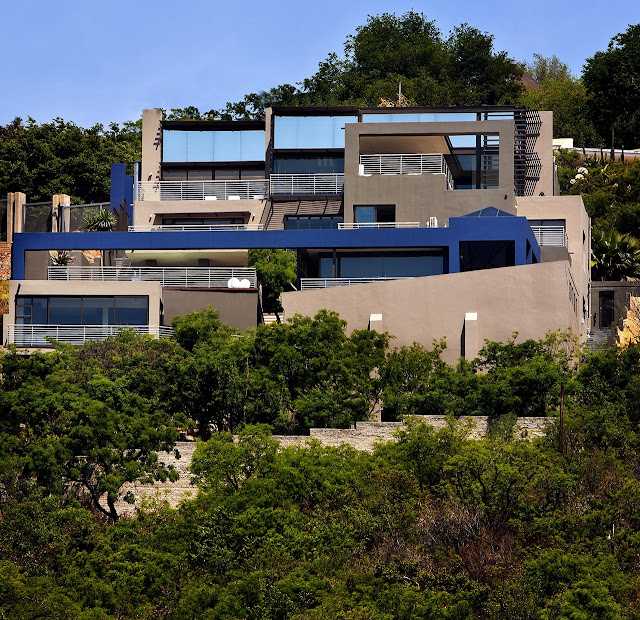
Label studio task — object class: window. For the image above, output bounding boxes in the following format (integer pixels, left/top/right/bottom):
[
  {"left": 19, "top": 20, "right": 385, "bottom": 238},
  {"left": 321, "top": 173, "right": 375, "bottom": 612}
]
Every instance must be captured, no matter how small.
[
  {"left": 285, "top": 216, "right": 343, "bottom": 230},
  {"left": 273, "top": 157, "right": 344, "bottom": 175},
  {"left": 16, "top": 296, "right": 149, "bottom": 326},
  {"left": 354, "top": 205, "right": 395, "bottom": 224},
  {"left": 362, "top": 112, "right": 477, "bottom": 123},
  {"left": 274, "top": 116, "right": 357, "bottom": 149},
  {"left": 163, "top": 129, "right": 265, "bottom": 163},
  {"left": 459, "top": 241, "right": 515, "bottom": 272},
  {"left": 318, "top": 251, "right": 444, "bottom": 278}
]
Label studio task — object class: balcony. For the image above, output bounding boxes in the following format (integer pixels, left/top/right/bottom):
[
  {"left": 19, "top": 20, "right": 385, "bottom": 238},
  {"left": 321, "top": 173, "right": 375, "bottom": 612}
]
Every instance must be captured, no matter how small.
[
  {"left": 128, "top": 224, "right": 264, "bottom": 232},
  {"left": 337, "top": 222, "right": 420, "bottom": 230},
  {"left": 48, "top": 266, "right": 257, "bottom": 288},
  {"left": 6, "top": 324, "right": 174, "bottom": 347},
  {"left": 300, "top": 277, "right": 415, "bottom": 290},
  {"left": 269, "top": 174, "right": 344, "bottom": 196},
  {"left": 530, "top": 225, "right": 568, "bottom": 247},
  {"left": 136, "top": 180, "right": 269, "bottom": 201},
  {"left": 359, "top": 154, "right": 454, "bottom": 189}
]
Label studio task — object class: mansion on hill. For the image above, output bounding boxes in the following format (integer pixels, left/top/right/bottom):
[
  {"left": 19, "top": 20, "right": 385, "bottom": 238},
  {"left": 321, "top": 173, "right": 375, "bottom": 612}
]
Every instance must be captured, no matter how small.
[{"left": 4, "top": 105, "right": 591, "bottom": 363}]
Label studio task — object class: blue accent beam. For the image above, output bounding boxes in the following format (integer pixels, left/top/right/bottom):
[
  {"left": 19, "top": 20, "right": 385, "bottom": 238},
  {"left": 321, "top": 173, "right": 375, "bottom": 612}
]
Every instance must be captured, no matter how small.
[{"left": 11, "top": 215, "right": 539, "bottom": 281}]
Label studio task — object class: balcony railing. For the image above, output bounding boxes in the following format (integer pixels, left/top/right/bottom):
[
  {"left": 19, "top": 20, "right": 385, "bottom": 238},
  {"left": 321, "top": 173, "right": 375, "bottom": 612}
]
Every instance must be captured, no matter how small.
[
  {"left": 300, "top": 277, "right": 415, "bottom": 290},
  {"left": 530, "top": 225, "right": 568, "bottom": 248},
  {"left": 48, "top": 266, "right": 257, "bottom": 288},
  {"left": 269, "top": 174, "right": 344, "bottom": 195},
  {"left": 6, "top": 324, "right": 174, "bottom": 347},
  {"left": 359, "top": 154, "right": 454, "bottom": 189},
  {"left": 128, "top": 224, "right": 264, "bottom": 232},
  {"left": 136, "top": 180, "right": 269, "bottom": 201},
  {"left": 337, "top": 222, "right": 420, "bottom": 230}
]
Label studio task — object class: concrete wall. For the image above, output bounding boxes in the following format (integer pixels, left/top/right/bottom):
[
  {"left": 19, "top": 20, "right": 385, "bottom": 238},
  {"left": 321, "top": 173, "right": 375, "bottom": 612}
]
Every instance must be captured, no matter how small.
[
  {"left": 591, "top": 281, "right": 640, "bottom": 333},
  {"left": 24, "top": 250, "right": 50, "bottom": 280},
  {"left": 7, "top": 280, "right": 163, "bottom": 326},
  {"left": 535, "top": 112, "right": 555, "bottom": 197},
  {"left": 162, "top": 288, "right": 258, "bottom": 329},
  {"left": 344, "top": 120, "right": 517, "bottom": 225},
  {"left": 278, "top": 417, "right": 552, "bottom": 451},
  {"left": 142, "top": 109, "right": 162, "bottom": 186},
  {"left": 132, "top": 199, "right": 267, "bottom": 228},
  {"left": 283, "top": 260, "right": 580, "bottom": 365},
  {"left": 517, "top": 195, "right": 590, "bottom": 336}
]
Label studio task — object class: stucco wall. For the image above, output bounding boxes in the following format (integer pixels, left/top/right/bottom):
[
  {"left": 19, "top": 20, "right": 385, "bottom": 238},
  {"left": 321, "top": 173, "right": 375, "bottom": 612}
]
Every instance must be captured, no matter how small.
[
  {"left": 141, "top": 109, "right": 162, "bottom": 185},
  {"left": 344, "top": 119, "right": 516, "bottom": 225},
  {"left": 283, "top": 261, "right": 580, "bottom": 365},
  {"left": 132, "top": 199, "right": 267, "bottom": 228},
  {"left": 162, "top": 288, "right": 258, "bottom": 329},
  {"left": 517, "top": 195, "right": 590, "bottom": 336}
]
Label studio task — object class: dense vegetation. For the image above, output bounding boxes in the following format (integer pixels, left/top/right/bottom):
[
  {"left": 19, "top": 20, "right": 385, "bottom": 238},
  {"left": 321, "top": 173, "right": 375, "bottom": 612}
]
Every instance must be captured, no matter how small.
[
  {"left": 2, "top": 16, "right": 640, "bottom": 204},
  {"left": 2, "top": 311, "right": 640, "bottom": 617}
]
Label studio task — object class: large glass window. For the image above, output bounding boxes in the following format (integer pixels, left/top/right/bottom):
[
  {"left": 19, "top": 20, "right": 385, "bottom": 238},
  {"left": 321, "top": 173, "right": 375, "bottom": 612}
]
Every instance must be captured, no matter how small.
[
  {"left": 459, "top": 241, "right": 515, "bottom": 272},
  {"left": 274, "top": 116, "right": 357, "bottom": 149},
  {"left": 362, "top": 112, "right": 477, "bottom": 123},
  {"left": 273, "top": 157, "right": 344, "bottom": 174},
  {"left": 49, "top": 298, "right": 82, "bottom": 325},
  {"left": 318, "top": 251, "right": 444, "bottom": 278},
  {"left": 285, "top": 216, "right": 343, "bottom": 230},
  {"left": 115, "top": 297, "right": 148, "bottom": 325},
  {"left": 163, "top": 129, "right": 266, "bottom": 163},
  {"left": 16, "top": 296, "right": 149, "bottom": 326},
  {"left": 354, "top": 205, "right": 395, "bottom": 223}
]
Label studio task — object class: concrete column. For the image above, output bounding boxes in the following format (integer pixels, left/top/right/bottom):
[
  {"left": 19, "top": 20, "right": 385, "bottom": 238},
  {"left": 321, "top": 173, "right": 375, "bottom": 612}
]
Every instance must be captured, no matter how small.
[
  {"left": 7, "top": 192, "right": 26, "bottom": 242},
  {"left": 52, "top": 194, "right": 70, "bottom": 232},
  {"left": 463, "top": 312, "right": 479, "bottom": 360},
  {"left": 142, "top": 109, "right": 163, "bottom": 186}
]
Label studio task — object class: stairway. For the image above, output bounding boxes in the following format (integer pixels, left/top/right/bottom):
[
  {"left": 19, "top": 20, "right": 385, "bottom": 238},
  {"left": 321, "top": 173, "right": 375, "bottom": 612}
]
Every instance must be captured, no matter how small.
[{"left": 586, "top": 328, "right": 612, "bottom": 352}]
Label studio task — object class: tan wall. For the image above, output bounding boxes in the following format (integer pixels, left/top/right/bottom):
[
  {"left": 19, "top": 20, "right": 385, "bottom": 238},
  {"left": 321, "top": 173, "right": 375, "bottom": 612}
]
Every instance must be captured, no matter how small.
[
  {"left": 142, "top": 109, "right": 163, "bottom": 185},
  {"left": 535, "top": 112, "right": 555, "bottom": 197},
  {"left": 517, "top": 195, "right": 590, "bottom": 335},
  {"left": 283, "top": 261, "right": 580, "bottom": 365},
  {"left": 344, "top": 120, "right": 516, "bottom": 225},
  {"left": 132, "top": 199, "right": 267, "bottom": 228},
  {"left": 162, "top": 289, "right": 258, "bottom": 329},
  {"left": 7, "top": 280, "right": 163, "bottom": 326}
]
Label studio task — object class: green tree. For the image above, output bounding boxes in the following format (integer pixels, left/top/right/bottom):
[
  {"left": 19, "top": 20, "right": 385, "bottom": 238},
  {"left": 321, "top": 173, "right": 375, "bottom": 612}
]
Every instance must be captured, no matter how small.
[
  {"left": 520, "top": 54, "right": 600, "bottom": 145},
  {"left": 583, "top": 24, "right": 640, "bottom": 149},
  {"left": 591, "top": 228, "right": 640, "bottom": 281},
  {"left": 248, "top": 249, "right": 296, "bottom": 317},
  {"left": 190, "top": 424, "right": 278, "bottom": 494},
  {"left": 0, "top": 117, "right": 141, "bottom": 203}
]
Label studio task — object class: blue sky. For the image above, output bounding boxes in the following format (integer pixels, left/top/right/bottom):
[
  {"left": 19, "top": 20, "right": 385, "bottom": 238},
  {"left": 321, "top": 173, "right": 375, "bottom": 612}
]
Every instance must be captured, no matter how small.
[{"left": 2, "top": 0, "right": 638, "bottom": 128}]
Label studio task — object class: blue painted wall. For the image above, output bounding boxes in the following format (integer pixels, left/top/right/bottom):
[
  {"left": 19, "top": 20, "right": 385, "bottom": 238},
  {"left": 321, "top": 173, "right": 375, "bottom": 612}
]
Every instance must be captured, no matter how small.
[{"left": 11, "top": 214, "right": 540, "bottom": 280}]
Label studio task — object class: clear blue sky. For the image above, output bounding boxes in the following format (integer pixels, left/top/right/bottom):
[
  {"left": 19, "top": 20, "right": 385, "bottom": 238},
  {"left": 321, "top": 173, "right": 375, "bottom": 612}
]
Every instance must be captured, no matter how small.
[{"left": 2, "top": 0, "right": 638, "bottom": 128}]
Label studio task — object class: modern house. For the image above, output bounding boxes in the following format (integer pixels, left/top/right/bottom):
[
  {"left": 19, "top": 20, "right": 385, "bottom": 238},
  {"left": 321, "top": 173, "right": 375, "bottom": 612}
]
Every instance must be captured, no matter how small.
[{"left": 4, "top": 105, "right": 590, "bottom": 362}]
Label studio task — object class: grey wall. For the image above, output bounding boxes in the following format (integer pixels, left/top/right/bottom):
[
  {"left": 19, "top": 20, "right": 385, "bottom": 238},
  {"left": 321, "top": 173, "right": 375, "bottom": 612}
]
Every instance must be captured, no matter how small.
[
  {"left": 344, "top": 119, "right": 516, "bottom": 225},
  {"left": 162, "top": 289, "right": 258, "bottom": 330}
]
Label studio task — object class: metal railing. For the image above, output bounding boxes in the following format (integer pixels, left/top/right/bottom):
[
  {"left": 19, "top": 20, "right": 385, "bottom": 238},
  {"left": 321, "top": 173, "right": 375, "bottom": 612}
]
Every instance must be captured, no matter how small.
[
  {"left": 48, "top": 266, "right": 257, "bottom": 288},
  {"left": 530, "top": 225, "right": 568, "bottom": 248},
  {"left": 269, "top": 174, "right": 344, "bottom": 195},
  {"left": 7, "top": 324, "right": 174, "bottom": 347},
  {"left": 127, "top": 223, "right": 263, "bottom": 232},
  {"left": 300, "top": 276, "right": 415, "bottom": 290},
  {"left": 337, "top": 222, "right": 420, "bottom": 230},
  {"left": 136, "top": 180, "right": 269, "bottom": 201},
  {"left": 64, "top": 202, "right": 110, "bottom": 232},
  {"left": 359, "top": 154, "right": 455, "bottom": 189}
]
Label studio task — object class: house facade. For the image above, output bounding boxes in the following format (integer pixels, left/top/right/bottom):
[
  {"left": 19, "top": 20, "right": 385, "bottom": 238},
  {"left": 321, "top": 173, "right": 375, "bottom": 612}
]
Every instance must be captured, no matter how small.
[{"left": 4, "top": 105, "right": 590, "bottom": 361}]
